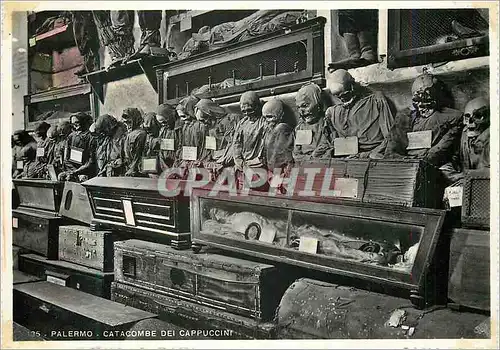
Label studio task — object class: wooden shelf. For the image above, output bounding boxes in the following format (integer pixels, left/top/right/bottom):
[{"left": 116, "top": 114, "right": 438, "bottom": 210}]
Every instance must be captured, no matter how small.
[
  {"left": 81, "top": 56, "right": 170, "bottom": 103},
  {"left": 29, "top": 22, "right": 76, "bottom": 53}
]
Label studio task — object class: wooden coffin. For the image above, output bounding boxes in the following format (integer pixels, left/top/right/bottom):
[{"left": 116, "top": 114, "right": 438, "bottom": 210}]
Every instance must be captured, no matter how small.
[
  {"left": 13, "top": 269, "right": 43, "bottom": 285},
  {"left": 19, "top": 253, "right": 114, "bottom": 299},
  {"left": 59, "top": 225, "right": 115, "bottom": 272},
  {"left": 114, "top": 239, "right": 289, "bottom": 321},
  {"left": 13, "top": 179, "right": 64, "bottom": 213},
  {"left": 12, "top": 208, "right": 61, "bottom": 259},
  {"left": 448, "top": 228, "right": 490, "bottom": 312},
  {"left": 59, "top": 182, "right": 94, "bottom": 225},
  {"left": 82, "top": 177, "right": 191, "bottom": 248},
  {"left": 462, "top": 169, "right": 490, "bottom": 229},
  {"left": 191, "top": 188, "right": 448, "bottom": 308},
  {"left": 111, "top": 281, "right": 276, "bottom": 339},
  {"left": 276, "top": 277, "right": 490, "bottom": 339},
  {"left": 13, "top": 246, "right": 29, "bottom": 270},
  {"left": 13, "top": 281, "right": 156, "bottom": 340},
  {"left": 285, "top": 159, "right": 444, "bottom": 208}
]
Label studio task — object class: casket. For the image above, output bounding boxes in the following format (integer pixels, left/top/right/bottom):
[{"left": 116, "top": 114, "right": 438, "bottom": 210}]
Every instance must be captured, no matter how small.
[
  {"left": 111, "top": 281, "right": 277, "bottom": 339},
  {"left": 462, "top": 169, "right": 490, "bottom": 229},
  {"left": 290, "top": 158, "right": 445, "bottom": 208},
  {"left": 82, "top": 177, "right": 191, "bottom": 248},
  {"left": 13, "top": 281, "right": 156, "bottom": 340},
  {"left": 114, "top": 239, "right": 291, "bottom": 321},
  {"left": 13, "top": 179, "right": 64, "bottom": 213},
  {"left": 190, "top": 188, "right": 447, "bottom": 308}
]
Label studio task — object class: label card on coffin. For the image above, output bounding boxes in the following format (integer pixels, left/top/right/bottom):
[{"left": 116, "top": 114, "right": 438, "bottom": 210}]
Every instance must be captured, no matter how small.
[
  {"left": 334, "top": 136, "right": 358, "bottom": 156},
  {"left": 70, "top": 147, "right": 84, "bottom": 164},
  {"left": 299, "top": 237, "right": 318, "bottom": 254},
  {"left": 37, "top": 147, "right": 45, "bottom": 157},
  {"left": 47, "top": 275, "right": 67, "bottom": 287},
  {"left": 334, "top": 178, "right": 358, "bottom": 198},
  {"left": 12, "top": 217, "right": 18, "bottom": 228},
  {"left": 182, "top": 146, "right": 198, "bottom": 161},
  {"left": 205, "top": 136, "right": 217, "bottom": 150},
  {"left": 444, "top": 186, "right": 463, "bottom": 208},
  {"left": 122, "top": 199, "right": 136, "bottom": 226},
  {"left": 259, "top": 228, "right": 276, "bottom": 244},
  {"left": 160, "top": 138, "right": 175, "bottom": 151},
  {"left": 142, "top": 158, "right": 158, "bottom": 172},
  {"left": 407, "top": 130, "right": 432, "bottom": 150},
  {"left": 295, "top": 130, "right": 313, "bottom": 145},
  {"left": 16, "top": 160, "right": 23, "bottom": 170}
]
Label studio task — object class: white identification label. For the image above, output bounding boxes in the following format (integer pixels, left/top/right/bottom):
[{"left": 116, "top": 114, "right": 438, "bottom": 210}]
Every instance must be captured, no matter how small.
[
  {"left": 122, "top": 199, "right": 136, "bottom": 226},
  {"left": 445, "top": 186, "right": 463, "bottom": 208},
  {"left": 182, "top": 146, "right": 198, "bottom": 161},
  {"left": 334, "top": 136, "right": 359, "bottom": 156},
  {"left": 334, "top": 178, "right": 359, "bottom": 198},
  {"left": 142, "top": 158, "right": 157, "bottom": 172},
  {"left": 295, "top": 130, "right": 313, "bottom": 145},
  {"left": 16, "top": 160, "right": 23, "bottom": 170},
  {"left": 47, "top": 275, "right": 66, "bottom": 286},
  {"left": 180, "top": 15, "right": 192, "bottom": 32},
  {"left": 70, "top": 148, "right": 83, "bottom": 163},
  {"left": 29, "top": 37, "right": 36, "bottom": 47},
  {"left": 299, "top": 237, "right": 318, "bottom": 254},
  {"left": 258, "top": 228, "right": 276, "bottom": 244},
  {"left": 160, "top": 138, "right": 175, "bottom": 151},
  {"left": 205, "top": 136, "right": 217, "bottom": 150},
  {"left": 12, "top": 217, "right": 18, "bottom": 228},
  {"left": 406, "top": 130, "right": 432, "bottom": 150},
  {"left": 36, "top": 147, "right": 45, "bottom": 157}
]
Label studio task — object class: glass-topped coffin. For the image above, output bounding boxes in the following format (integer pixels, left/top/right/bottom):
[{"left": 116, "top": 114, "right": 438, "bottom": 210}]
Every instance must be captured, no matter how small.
[{"left": 191, "top": 189, "right": 446, "bottom": 302}]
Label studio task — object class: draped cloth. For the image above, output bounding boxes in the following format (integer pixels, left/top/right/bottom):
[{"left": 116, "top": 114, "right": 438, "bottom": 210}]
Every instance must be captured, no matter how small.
[
  {"left": 292, "top": 120, "right": 332, "bottom": 162},
  {"left": 179, "top": 10, "right": 303, "bottom": 59},
  {"left": 261, "top": 99, "right": 294, "bottom": 170},
  {"left": 387, "top": 107, "right": 463, "bottom": 168},
  {"left": 232, "top": 117, "right": 268, "bottom": 166},
  {"left": 177, "top": 95, "right": 200, "bottom": 118},
  {"left": 95, "top": 114, "right": 127, "bottom": 177},
  {"left": 65, "top": 130, "right": 96, "bottom": 177},
  {"left": 326, "top": 89, "right": 394, "bottom": 155},
  {"left": 296, "top": 83, "right": 322, "bottom": 110},
  {"left": 460, "top": 127, "right": 490, "bottom": 170},
  {"left": 123, "top": 109, "right": 147, "bottom": 176},
  {"left": 142, "top": 112, "right": 160, "bottom": 156},
  {"left": 265, "top": 123, "right": 295, "bottom": 170}
]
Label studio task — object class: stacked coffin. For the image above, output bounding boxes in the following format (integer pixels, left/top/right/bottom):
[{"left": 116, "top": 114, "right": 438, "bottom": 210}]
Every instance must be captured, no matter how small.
[
  {"left": 111, "top": 239, "right": 294, "bottom": 339},
  {"left": 13, "top": 181, "right": 160, "bottom": 340},
  {"left": 14, "top": 181, "right": 119, "bottom": 298},
  {"left": 447, "top": 169, "right": 490, "bottom": 313}
]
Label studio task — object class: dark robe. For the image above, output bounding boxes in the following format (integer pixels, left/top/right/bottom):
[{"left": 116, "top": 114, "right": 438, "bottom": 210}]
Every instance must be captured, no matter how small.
[
  {"left": 96, "top": 123, "right": 127, "bottom": 177},
  {"left": 157, "top": 125, "right": 181, "bottom": 170},
  {"left": 232, "top": 116, "right": 268, "bottom": 166},
  {"left": 264, "top": 123, "right": 295, "bottom": 170},
  {"left": 292, "top": 119, "right": 332, "bottom": 163},
  {"left": 326, "top": 90, "right": 394, "bottom": 155},
  {"left": 460, "top": 128, "right": 490, "bottom": 170},
  {"left": 64, "top": 130, "right": 96, "bottom": 178},
  {"left": 124, "top": 129, "right": 147, "bottom": 176},
  {"left": 389, "top": 107, "right": 463, "bottom": 167}
]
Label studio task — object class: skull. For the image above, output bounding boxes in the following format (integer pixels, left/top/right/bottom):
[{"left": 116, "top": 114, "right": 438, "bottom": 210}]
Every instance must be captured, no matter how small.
[
  {"left": 463, "top": 97, "right": 489, "bottom": 137},
  {"left": 411, "top": 74, "right": 441, "bottom": 118}
]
